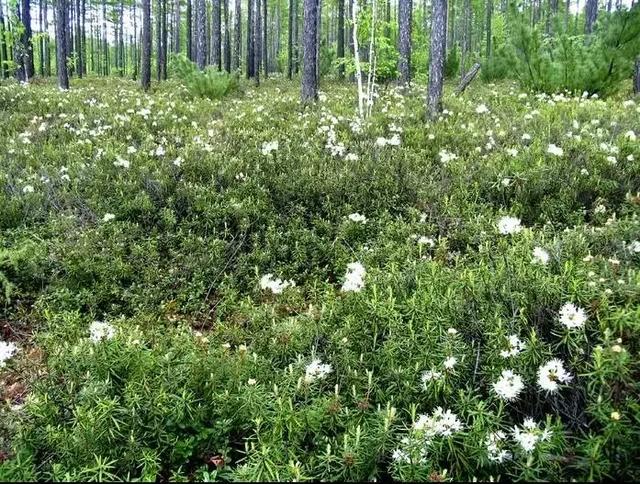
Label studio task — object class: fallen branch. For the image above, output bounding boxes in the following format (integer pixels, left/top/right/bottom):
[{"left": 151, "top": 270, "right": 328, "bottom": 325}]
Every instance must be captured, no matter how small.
[{"left": 456, "top": 62, "right": 481, "bottom": 95}]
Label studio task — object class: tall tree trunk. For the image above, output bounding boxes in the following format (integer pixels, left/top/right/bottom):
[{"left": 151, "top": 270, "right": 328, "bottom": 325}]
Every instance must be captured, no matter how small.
[
  {"left": 157, "top": 0, "right": 163, "bottom": 79},
  {"left": 288, "top": 0, "right": 294, "bottom": 78},
  {"left": 102, "top": 0, "right": 108, "bottom": 75},
  {"left": 301, "top": 0, "right": 318, "bottom": 102},
  {"left": 337, "top": 0, "right": 344, "bottom": 78},
  {"left": 398, "top": 0, "right": 412, "bottom": 84},
  {"left": 247, "top": 0, "right": 254, "bottom": 77},
  {"left": 163, "top": 0, "right": 169, "bottom": 78},
  {"left": 224, "top": 0, "right": 231, "bottom": 71},
  {"left": 75, "top": 0, "right": 83, "bottom": 77},
  {"left": 212, "top": 0, "right": 222, "bottom": 69},
  {"left": 38, "top": 0, "right": 44, "bottom": 76},
  {"left": 196, "top": 0, "right": 206, "bottom": 68},
  {"left": 142, "top": 0, "right": 152, "bottom": 89},
  {"left": 20, "top": 0, "right": 35, "bottom": 80},
  {"left": 293, "top": 0, "right": 299, "bottom": 73},
  {"left": 56, "top": 0, "right": 69, "bottom": 89},
  {"left": 234, "top": 0, "right": 241, "bottom": 70},
  {"left": 0, "top": 5, "right": 7, "bottom": 78},
  {"left": 133, "top": 1, "right": 139, "bottom": 79},
  {"left": 174, "top": 0, "right": 181, "bottom": 53},
  {"left": 315, "top": 0, "right": 321, "bottom": 82},
  {"left": 446, "top": 0, "right": 454, "bottom": 52},
  {"left": 254, "top": 0, "right": 261, "bottom": 83},
  {"left": 262, "top": 0, "right": 267, "bottom": 76},
  {"left": 584, "top": 0, "right": 597, "bottom": 34},
  {"left": 427, "top": 0, "right": 447, "bottom": 119},
  {"left": 44, "top": 0, "right": 51, "bottom": 76},
  {"left": 187, "top": 0, "right": 193, "bottom": 59},
  {"left": 485, "top": 0, "right": 492, "bottom": 59},
  {"left": 634, "top": 56, "right": 640, "bottom": 95}
]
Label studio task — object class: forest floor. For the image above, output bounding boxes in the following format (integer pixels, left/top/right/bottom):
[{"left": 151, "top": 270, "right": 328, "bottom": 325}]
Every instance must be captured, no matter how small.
[{"left": 0, "top": 76, "right": 639, "bottom": 481}]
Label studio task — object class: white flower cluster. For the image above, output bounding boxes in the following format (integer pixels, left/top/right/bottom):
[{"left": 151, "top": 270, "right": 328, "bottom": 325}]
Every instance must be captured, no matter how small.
[
  {"left": 260, "top": 274, "right": 295, "bottom": 294},
  {"left": 439, "top": 149, "right": 458, "bottom": 164},
  {"left": 341, "top": 262, "right": 366, "bottom": 293},
  {"left": 485, "top": 431, "right": 512, "bottom": 463},
  {"left": 413, "top": 407, "right": 464, "bottom": 438},
  {"left": 304, "top": 358, "right": 333, "bottom": 383},
  {"left": 537, "top": 358, "right": 572, "bottom": 392},
  {"left": 348, "top": 212, "right": 367, "bottom": 224},
  {"left": 512, "top": 418, "right": 552, "bottom": 452},
  {"left": 500, "top": 334, "right": 526, "bottom": 358},
  {"left": 89, "top": 321, "right": 116, "bottom": 343},
  {"left": 497, "top": 216, "right": 523, "bottom": 235},
  {"left": 558, "top": 302, "right": 587, "bottom": 329},
  {"left": 492, "top": 370, "right": 525, "bottom": 401},
  {"left": 0, "top": 340, "right": 20, "bottom": 367},
  {"left": 261, "top": 140, "right": 278, "bottom": 155},
  {"left": 547, "top": 143, "right": 564, "bottom": 157},
  {"left": 375, "top": 134, "right": 401, "bottom": 147},
  {"left": 532, "top": 247, "right": 550, "bottom": 265}
]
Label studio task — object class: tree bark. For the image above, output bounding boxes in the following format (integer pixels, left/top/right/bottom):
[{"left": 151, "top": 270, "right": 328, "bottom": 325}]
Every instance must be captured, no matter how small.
[
  {"left": 141, "top": 0, "right": 152, "bottom": 90},
  {"left": 234, "top": 0, "right": 241, "bottom": 70},
  {"left": 213, "top": 0, "right": 222, "bottom": 69},
  {"left": 247, "top": 0, "right": 255, "bottom": 77},
  {"left": 288, "top": 0, "right": 294, "bottom": 78},
  {"left": 224, "top": 0, "right": 231, "bottom": 71},
  {"left": 485, "top": 0, "right": 492, "bottom": 59},
  {"left": 634, "top": 56, "right": 640, "bottom": 95},
  {"left": 187, "top": 0, "right": 193, "bottom": 59},
  {"left": 56, "top": 0, "right": 69, "bottom": 89},
  {"left": 262, "top": 0, "right": 267, "bottom": 76},
  {"left": 455, "top": 61, "right": 480, "bottom": 93},
  {"left": 253, "top": 0, "right": 261, "bottom": 84},
  {"left": 174, "top": 0, "right": 181, "bottom": 53},
  {"left": 196, "top": 0, "right": 207, "bottom": 68},
  {"left": 20, "top": 0, "right": 35, "bottom": 80},
  {"left": 584, "top": 0, "right": 598, "bottom": 34},
  {"left": 301, "top": 0, "right": 319, "bottom": 102},
  {"left": 337, "top": 0, "right": 344, "bottom": 78},
  {"left": 427, "top": 0, "right": 447, "bottom": 119},
  {"left": 0, "top": 5, "right": 7, "bottom": 78},
  {"left": 398, "top": 0, "right": 412, "bottom": 84}
]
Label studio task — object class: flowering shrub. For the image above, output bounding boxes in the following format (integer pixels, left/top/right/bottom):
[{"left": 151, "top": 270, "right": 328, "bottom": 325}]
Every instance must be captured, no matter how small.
[{"left": 0, "top": 77, "right": 639, "bottom": 481}]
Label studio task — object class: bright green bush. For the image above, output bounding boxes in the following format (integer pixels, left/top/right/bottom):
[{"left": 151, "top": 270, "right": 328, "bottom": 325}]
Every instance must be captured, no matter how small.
[{"left": 170, "top": 54, "right": 239, "bottom": 100}]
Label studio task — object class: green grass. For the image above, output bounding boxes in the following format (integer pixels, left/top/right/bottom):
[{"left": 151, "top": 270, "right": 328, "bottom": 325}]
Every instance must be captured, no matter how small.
[{"left": 0, "top": 75, "right": 639, "bottom": 481}]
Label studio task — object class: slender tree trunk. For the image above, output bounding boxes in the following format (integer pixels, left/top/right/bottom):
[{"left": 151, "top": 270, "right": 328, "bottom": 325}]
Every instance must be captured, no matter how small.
[
  {"left": 196, "top": 0, "right": 207, "bottom": 68},
  {"left": 174, "top": 0, "right": 181, "bottom": 53},
  {"left": 315, "top": 0, "right": 321, "bottom": 82},
  {"left": 20, "top": 0, "right": 35, "bottom": 80},
  {"left": 212, "top": 0, "right": 222, "bottom": 69},
  {"left": 337, "top": 0, "right": 344, "bottom": 78},
  {"left": 262, "top": 0, "right": 267, "bottom": 76},
  {"left": 254, "top": 0, "right": 261, "bottom": 84},
  {"left": 398, "top": 0, "right": 412, "bottom": 84},
  {"left": 224, "top": 0, "right": 231, "bottom": 71},
  {"left": 75, "top": 0, "right": 83, "bottom": 76},
  {"left": 56, "top": 0, "right": 69, "bottom": 89},
  {"left": 427, "top": 0, "right": 447, "bottom": 119},
  {"left": 634, "top": 57, "right": 640, "bottom": 95},
  {"left": 485, "top": 0, "right": 492, "bottom": 59},
  {"left": 187, "top": 0, "right": 193, "bottom": 59},
  {"left": 142, "top": 0, "right": 152, "bottom": 89},
  {"left": 288, "top": 0, "right": 294, "bottom": 77},
  {"left": 234, "top": 0, "right": 241, "bottom": 70},
  {"left": 133, "top": 1, "right": 139, "bottom": 79},
  {"left": 293, "top": 0, "right": 299, "bottom": 73},
  {"left": 0, "top": 5, "right": 7, "bottom": 78},
  {"left": 301, "top": 0, "right": 319, "bottom": 102},
  {"left": 584, "top": 0, "right": 597, "bottom": 34},
  {"left": 38, "top": 0, "right": 44, "bottom": 76},
  {"left": 157, "top": 0, "right": 162, "bottom": 79},
  {"left": 163, "top": 0, "right": 169, "bottom": 78},
  {"left": 247, "top": 0, "right": 254, "bottom": 77}
]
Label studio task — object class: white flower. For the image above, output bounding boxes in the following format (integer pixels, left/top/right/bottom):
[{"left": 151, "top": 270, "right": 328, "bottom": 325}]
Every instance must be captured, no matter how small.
[
  {"left": 532, "top": 247, "right": 550, "bottom": 265},
  {"left": 173, "top": 157, "right": 183, "bottom": 167},
  {"left": 102, "top": 213, "right": 116, "bottom": 222},
  {"left": 113, "top": 157, "right": 130, "bottom": 169},
  {"left": 537, "top": 358, "right": 572, "bottom": 392},
  {"left": 506, "top": 148, "right": 518, "bottom": 157},
  {"left": 375, "top": 137, "right": 387, "bottom": 147},
  {"left": 475, "top": 104, "right": 490, "bottom": 114},
  {"left": 414, "top": 407, "right": 463, "bottom": 437},
  {"left": 261, "top": 140, "right": 279, "bottom": 155},
  {"left": 391, "top": 448, "right": 411, "bottom": 463},
  {"left": 558, "top": 302, "right": 587, "bottom": 329},
  {"left": 89, "top": 321, "right": 116, "bottom": 343},
  {"left": 492, "top": 370, "right": 525, "bottom": 401},
  {"left": 500, "top": 334, "right": 526, "bottom": 358},
  {"left": 345, "top": 153, "right": 359, "bottom": 161},
  {"left": 22, "top": 185, "right": 34, "bottom": 194},
  {"left": 388, "top": 134, "right": 401, "bottom": 146},
  {"left": 497, "top": 216, "right": 522, "bottom": 235},
  {"left": 439, "top": 149, "right": 458, "bottom": 164},
  {"left": 0, "top": 340, "right": 20, "bottom": 367},
  {"left": 624, "top": 130, "right": 636, "bottom": 141},
  {"left": 304, "top": 359, "right": 333, "bottom": 383},
  {"left": 547, "top": 144, "right": 564, "bottom": 156},
  {"left": 341, "top": 262, "right": 366, "bottom": 292},
  {"left": 513, "top": 418, "right": 552, "bottom": 452},
  {"left": 421, "top": 369, "right": 443, "bottom": 386},
  {"left": 348, "top": 212, "right": 367, "bottom": 224},
  {"left": 259, "top": 274, "right": 295, "bottom": 294},
  {"left": 628, "top": 241, "right": 640, "bottom": 253},
  {"left": 443, "top": 356, "right": 457, "bottom": 370},
  {"left": 417, "top": 236, "right": 435, "bottom": 247},
  {"left": 486, "top": 431, "right": 512, "bottom": 463}
]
